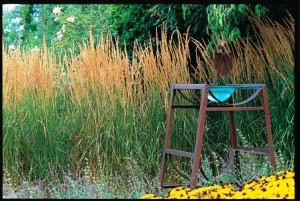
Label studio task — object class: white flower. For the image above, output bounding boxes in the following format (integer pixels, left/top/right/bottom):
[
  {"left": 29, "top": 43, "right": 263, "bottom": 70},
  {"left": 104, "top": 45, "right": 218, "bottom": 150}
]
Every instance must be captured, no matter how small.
[
  {"left": 57, "top": 31, "right": 63, "bottom": 40},
  {"left": 66, "top": 16, "right": 75, "bottom": 23},
  {"left": 219, "top": 18, "right": 223, "bottom": 27},
  {"left": 53, "top": 6, "right": 62, "bottom": 15},
  {"left": 33, "top": 46, "right": 39, "bottom": 52},
  {"left": 8, "top": 43, "right": 16, "bottom": 50},
  {"left": 54, "top": 17, "right": 59, "bottom": 21},
  {"left": 61, "top": 24, "right": 66, "bottom": 33}
]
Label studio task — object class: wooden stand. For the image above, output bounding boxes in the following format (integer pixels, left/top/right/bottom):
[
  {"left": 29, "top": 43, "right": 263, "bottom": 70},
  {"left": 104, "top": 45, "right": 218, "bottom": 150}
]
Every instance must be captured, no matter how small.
[{"left": 160, "top": 84, "right": 276, "bottom": 189}]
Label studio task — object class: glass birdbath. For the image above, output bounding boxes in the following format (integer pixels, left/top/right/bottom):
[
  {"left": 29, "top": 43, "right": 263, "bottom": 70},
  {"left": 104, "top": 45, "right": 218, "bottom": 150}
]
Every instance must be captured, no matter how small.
[{"left": 208, "top": 86, "right": 235, "bottom": 102}]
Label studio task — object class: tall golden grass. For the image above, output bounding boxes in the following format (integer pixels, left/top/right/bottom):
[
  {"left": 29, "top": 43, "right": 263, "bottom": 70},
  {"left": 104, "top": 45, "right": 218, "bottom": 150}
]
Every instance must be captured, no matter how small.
[
  {"left": 2, "top": 12, "right": 294, "bottom": 183},
  {"left": 3, "top": 12, "right": 294, "bottom": 110}
]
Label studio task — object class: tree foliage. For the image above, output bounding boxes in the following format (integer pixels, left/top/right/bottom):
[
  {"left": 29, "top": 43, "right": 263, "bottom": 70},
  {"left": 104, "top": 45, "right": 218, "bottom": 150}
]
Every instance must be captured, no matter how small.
[
  {"left": 148, "top": 4, "right": 208, "bottom": 37},
  {"left": 3, "top": 4, "right": 111, "bottom": 54},
  {"left": 108, "top": 4, "right": 155, "bottom": 54},
  {"left": 206, "top": 4, "right": 267, "bottom": 49},
  {"left": 4, "top": 3, "right": 289, "bottom": 56}
]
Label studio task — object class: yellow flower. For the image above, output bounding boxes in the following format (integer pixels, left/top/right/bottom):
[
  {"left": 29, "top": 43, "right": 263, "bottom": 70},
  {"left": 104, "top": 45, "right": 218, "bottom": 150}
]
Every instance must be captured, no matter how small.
[
  {"left": 152, "top": 196, "right": 163, "bottom": 199},
  {"left": 141, "top": 193, "right": 155, "bottom": 199},
  {"left": 141, "top": 170, "right": 295, "bottom": 199},
  {"left": 169, "top": 186, "right": 190, "bottom": 197}
]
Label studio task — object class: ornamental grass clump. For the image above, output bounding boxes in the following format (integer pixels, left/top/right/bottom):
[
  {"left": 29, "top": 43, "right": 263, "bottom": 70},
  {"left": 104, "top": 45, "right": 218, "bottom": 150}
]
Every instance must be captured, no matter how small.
[
  {"left": 141, "top": 169, "right": 294, "bottom": 199},
  {"left": 3, "top": 10, "right": 294, "bottom": 199}
]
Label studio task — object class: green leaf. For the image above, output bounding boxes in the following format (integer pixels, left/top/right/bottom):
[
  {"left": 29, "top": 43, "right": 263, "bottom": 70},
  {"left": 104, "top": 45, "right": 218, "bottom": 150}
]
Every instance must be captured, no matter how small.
[
  {"left": 238, "top": 5, "right": 246, "bottom": 13},
  {"left": 182, "top": 4, "right": 187, "bottom": 20},
  {"left": 255, "top": 4, "right": 267, "bottom": 18},
  {"left": 228, "top": 27, "right": 241, "bottom": 43},
  {"left": 223, "top": 19, "right": 231, "bottom": 36}
]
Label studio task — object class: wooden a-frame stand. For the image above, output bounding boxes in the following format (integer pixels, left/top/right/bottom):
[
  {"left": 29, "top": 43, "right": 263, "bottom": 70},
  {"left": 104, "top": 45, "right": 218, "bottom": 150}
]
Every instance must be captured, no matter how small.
[{"left": 159, "top": 83, "right": 276, "bottom": 189}]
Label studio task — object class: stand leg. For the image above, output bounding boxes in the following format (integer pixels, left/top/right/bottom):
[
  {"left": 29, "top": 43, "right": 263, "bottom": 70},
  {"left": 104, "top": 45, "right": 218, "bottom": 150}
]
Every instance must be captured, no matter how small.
[
  {"left": 228, "top": 97, "right": 241, "bottom": 181},
  {"left": 234, "top": 150, "right": 242, "bottom": 182},
  {"left": 160, "top": 86, "right": 176, "bottom": 187},
  {"left": 190, "top": 86, "right": 208, "bottom": 189},
  {"left": 262, "top": 86, "right": 276, "bottom": 171}
]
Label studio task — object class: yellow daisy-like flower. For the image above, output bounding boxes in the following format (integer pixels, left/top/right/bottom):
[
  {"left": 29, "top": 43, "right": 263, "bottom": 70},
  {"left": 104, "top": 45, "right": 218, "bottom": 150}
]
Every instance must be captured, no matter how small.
[
  {"left": 151, "top": 196, "right": 163, "bottom": 199},
  {"left": 167, "top": 186, "right": 191, "bottom": 199},
  {"left": 141, "top": 193, "right": 155, "bottom": 199},
  {"left": 140, "top": 169, "right": 295, "bottom": 199}
]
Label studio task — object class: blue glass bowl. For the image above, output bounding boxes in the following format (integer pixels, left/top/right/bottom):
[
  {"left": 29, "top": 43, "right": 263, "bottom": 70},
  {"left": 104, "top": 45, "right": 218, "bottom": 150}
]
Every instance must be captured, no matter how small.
[{"left": 208, "top": 86, "right": 235, "bottom": 102}]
